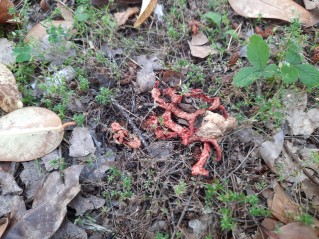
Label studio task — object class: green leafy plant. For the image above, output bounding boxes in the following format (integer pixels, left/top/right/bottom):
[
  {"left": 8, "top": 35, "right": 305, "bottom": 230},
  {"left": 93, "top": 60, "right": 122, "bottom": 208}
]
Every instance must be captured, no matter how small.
[
  {"left": 173, "top": 180, "right": 187, "bottom": 197},
  {"left": 96, "top": 87, "right": 113, "bottom": 104},
  {"left": 233, "top": 35, "right": 277, "bottom": 87},
  {"left": 73, "top": 114, "right": 85, "bottom": 127},
  {"left": 13, "top": 44, "right": 32, "bottom": 63},
  {"left": 233, "top": 34, "right": 319, "bottom": 88},
  {"left": 155, "top": 233, "right": 169, "bottom": 239}
]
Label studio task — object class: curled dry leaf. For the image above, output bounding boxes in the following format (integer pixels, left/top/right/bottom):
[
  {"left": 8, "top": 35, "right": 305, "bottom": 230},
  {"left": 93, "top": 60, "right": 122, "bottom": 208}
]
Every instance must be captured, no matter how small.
[
  {"left": 0, "top": 0, "right": 14, "bottom": 23},
  {"left": 229, "top": 0, "right": 319, "bottom": 27},
  {"left": 188, "top": 32, "right": 217, "bottom": 58},
  {"left": 114, "top": 7, "right": 139, "bottom": 26},
  {"left": 0, "top": 63, "right": 23, "bottom": 113},
  {"left": 134, "top": 0, "right": 158, "bottom": 28},
  {"left": 0, "top": 107, "right": 76, "bottom": 162},
  {"left": 2, "top": 165, "right": 83, "bottom": 239}
]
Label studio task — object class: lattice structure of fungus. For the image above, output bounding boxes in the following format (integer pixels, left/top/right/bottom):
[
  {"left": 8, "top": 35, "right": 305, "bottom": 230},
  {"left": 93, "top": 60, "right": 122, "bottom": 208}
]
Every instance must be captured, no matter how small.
[{"left": 144, "top": 81, "right": 237, "bottom": 176}]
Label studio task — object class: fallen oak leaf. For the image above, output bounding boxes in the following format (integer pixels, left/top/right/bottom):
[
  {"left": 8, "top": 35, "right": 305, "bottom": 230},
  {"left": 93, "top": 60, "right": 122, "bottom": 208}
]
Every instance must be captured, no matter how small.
[
  {"left": 0, "top": 63, "right": 23, "bottom": 113},
  {"left": 134, "top": 0, "right": 158, "bottom": 28},
  {"left": 0, "top": 107, "right": 76, "bottom": 162},
  {"left": 262, "top": 222, "right": 318, "bottom": 239},
  {"left": 188, "top": 42, "right": 217, "bottom": 58},
  {"left": 229, "top": 0, "right": 319, "bottom": 27},
  {"left": 2, "top": 165, "right": 83, "bottom": 239},
  {"left": 114, "top": 7, "right": 139, "bottom": 26}
]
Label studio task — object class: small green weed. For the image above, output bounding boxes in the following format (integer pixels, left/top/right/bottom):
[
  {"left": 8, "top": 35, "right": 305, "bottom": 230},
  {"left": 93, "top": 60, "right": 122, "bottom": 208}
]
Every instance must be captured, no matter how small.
[
  {"left": 96, "top": 87, "right": 113, "bottom": 105},
  {"left": 73, "top": 114, "right": 85, "bottom": 127},
  {"left": 233, "top": 34, "right": 319, "bottom": 88},
  {"left": 174, "top": 180, "right": 187, "bottom": 197},
  {"left": 205, "top": 180, "right": 270, "bottom": 231},
  {"left": 155, "top": 232, "right": 169, "bottom": 239}
]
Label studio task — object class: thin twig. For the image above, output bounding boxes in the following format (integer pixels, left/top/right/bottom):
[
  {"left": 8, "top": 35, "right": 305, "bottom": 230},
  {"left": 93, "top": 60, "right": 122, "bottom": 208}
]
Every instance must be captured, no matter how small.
[
  {"left": 284, "top": 141, "right": 319, "bottom": 185},
  {"left": 170, "top": 187, "right": 195, "bottom": 239},
  {"left": 224, "top": 145, "right": 257, "bottom": 180},
  {"left": 111, "top": 99, "right": 150, "bottom": 152}
]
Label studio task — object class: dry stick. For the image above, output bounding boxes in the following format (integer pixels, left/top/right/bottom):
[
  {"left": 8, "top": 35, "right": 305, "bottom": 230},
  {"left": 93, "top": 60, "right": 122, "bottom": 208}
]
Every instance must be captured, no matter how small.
[
  {"left": 284, "top": 141, "right": 319, "bottom": 185},
  {"left": 111, "top": 99, "right": 150, "bottom": 152},
  {"left": 170, "top": 187, "right": 196, "bottom": 239},
  {"left": 224, "top": 145, "right": 257, "bottom": 180}
]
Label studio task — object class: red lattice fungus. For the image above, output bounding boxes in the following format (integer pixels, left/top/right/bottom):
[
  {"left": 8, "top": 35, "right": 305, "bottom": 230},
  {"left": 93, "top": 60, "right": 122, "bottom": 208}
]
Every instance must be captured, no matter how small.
[{"left": 144, "top": 81, "right": 237, "bottom": 176}]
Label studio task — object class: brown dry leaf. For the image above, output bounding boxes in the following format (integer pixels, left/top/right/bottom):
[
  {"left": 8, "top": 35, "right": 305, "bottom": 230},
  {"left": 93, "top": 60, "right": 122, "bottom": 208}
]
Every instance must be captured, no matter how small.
[
  {"left": 25, "top": 3, "right": 73, "bottom": 42},
  {"left": 0, "top": 0, "right": 14, "bottom": 23},
  {"left": 25, "top": 20, "right": 73, "bottom": 42},
  {"left": 266, "top": 181, "right": 302, "bottom": 224},
  {"left": 188, "top": 32, "right": 217, "bottom": 58},
  {"left": 0, "top": 107, "right": 76, "bottom": 162},
  {"left": 0, "top": 216, "right": 9, "bottom": 238},
  {"left": 114, "top": 7, "right": 139, "bottom": 26},
  {"left": 0, "top": 63, "right": 23, "bottom": 113},
  {"left": 2, "top": 165, "right": 83, "bottom": 239},
  {"left": 269, "top": 222, "right": 318, "bottom": 239},
  {"left": 188, "top": 42, "right": 218, "bottom": 58},
  {"left": 191, "top": 32, "right": 208, "bottom": 46},
  {"left": 302, "top": 179, "right": 319, "bottom": 210},
  {"left": 229, "top": 0, "right": 319, "bottom": 27},
  {"left": 134, "top": 0, "right": 158, "bottom": 28}
]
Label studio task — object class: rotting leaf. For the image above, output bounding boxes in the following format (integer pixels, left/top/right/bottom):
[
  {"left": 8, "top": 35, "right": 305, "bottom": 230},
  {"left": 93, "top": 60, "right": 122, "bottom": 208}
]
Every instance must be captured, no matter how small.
[
  {"left": 0, "top": 107, "right": 76, "bottom": 162},
  {"left": 134, "top": 0, "right": 158, "bottom": 28},
  {"left": 114, "top": 7, "right": 139, "bottom": 26},
  {"left": 229, "top": 0, "right": 319, "bottom": 27},
  {"left": 0, "top": 169, "right": 22, "bottom": 195},
  {"left": 69, "top": 127, "right": 96, "bottom": 157},
  {"left": 258, "top": 130, "right": 284, "bottom": 172},
  {"left": 266, "top": 181, "right": 302, "bottom": 224},
  {"left": 2, "top": 165, "right": 83, "bottom": 239},
  {"left": 0, "top": 0, "right": 14, "bottom": 23},
  {"left": 0, "top": 63, "right": 23, "bottom": 113}
]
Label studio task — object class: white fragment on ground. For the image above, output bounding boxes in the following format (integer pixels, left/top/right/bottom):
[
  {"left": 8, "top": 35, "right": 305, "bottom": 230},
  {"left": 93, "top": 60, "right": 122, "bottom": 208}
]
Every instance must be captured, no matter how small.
[
  {"left": 20, "top": 161, "right": 45, "bottom": 200},
  {"left": 0, "top": 38, "right": 16, "bottom": 65},
  {"left": 41, "top": 149, "right": 61, "bottom": 171},
  {"left": 51, "top": 220, "right": 87, "bottom": 239},
  {"left": 188, "top": 219, "right": 207, "bottom": 235},
  {"left": 69, "top": 127, "right": 96, "bottom": 157},
  {"left": 0, "top": 170, "right": 22, "bottom": 195},
  {"left": 282, "top": 90, "right": 319, "bottom": 137},
  {"left": 154, "top": 4, "right": 164, "bottom": 22},
  {"left": 135, "top": 55, "right": 162, "bottom": 93},
  {"left": 45, "top": 66, "right": 75, "bottom": 88},
  {"left": 258, "top": 130, "right": 284, "bottom": 171},
  {"left": 69, "top": 195, "right": 105, "bottom": 216}
]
